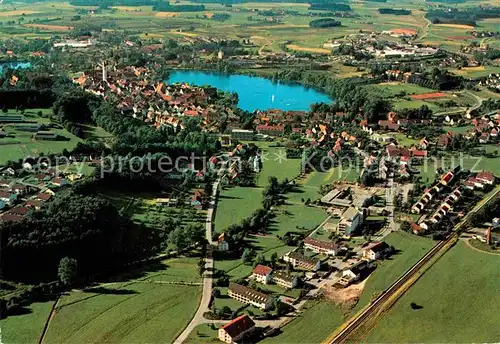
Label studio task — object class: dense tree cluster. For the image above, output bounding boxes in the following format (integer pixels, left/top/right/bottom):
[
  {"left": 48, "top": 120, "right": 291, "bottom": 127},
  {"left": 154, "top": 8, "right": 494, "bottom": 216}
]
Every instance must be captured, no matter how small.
[
  {"left": 378, "top": 8, "right": 411, "bottom": 15},
  {"left": 153, "top": 2, "right": 206, "bottom": 11},
  {"left": 270, "top": 70, "right": 390, "bottom": 123},
  {"left": 309, "top": 18, "right": 342, "bottom": 28},
  {"left": 426, "top": 7, "right": 500, "bottom": 27},
  {"left": 69, "top": 0, "right": 156, "bottom": 6},
  {"left": 309, "top": 2, "right": 351, "bottom": 11},
  {"left": 0, "top": 189, "right": 162, "bottom": 284}
]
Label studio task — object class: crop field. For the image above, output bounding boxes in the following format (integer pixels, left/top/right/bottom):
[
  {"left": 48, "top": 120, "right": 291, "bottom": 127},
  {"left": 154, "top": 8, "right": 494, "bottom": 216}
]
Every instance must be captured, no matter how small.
[
  {"left": 365, "top": 241, "right": 500, "bottom": 343},
  {"left": 449, "top": 66, "right": 500, "bottom": 78},
  {"left": 371, "top": 83, "right": 438, "bottom": 98}
]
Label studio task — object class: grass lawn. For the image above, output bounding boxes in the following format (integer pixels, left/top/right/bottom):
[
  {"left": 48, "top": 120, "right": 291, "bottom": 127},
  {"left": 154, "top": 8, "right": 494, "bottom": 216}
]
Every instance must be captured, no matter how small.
[
  {"left": 390, "top": 133, "right": 419, "bottom": 147},
  {"left": 214, "top": 186, "right": 262, "bottom": 233},
  {"left": 365, "top": 241, "right": 500, "bottom": 343},
  {"left": 0, "top": 108, "right": 83, "bottom": 165},
  {"left": 45, "top": 283, "right": 201, "bottom": 344},
  {"left": 262, "top": 300, "right": 345, "bottom": 344},
  {"left": 257, "top": 145, "right": 301, "bottom": 187},
  {"left": 304, "top": 166, "right": 360, "bottom": 190},
  {"left": 352, "top": 231, "right": 435, "bottom": 313},
  {"left": 418, "top": 155, "right": 500, "bottom": 183},
  {"left": 268, "top": 204, "right": 327, "bottom": 237},
  {"left": 185, "top": 324, "right": 219, "bottom": 344},
  {"left": 0, "top": 301, "right": 53, "bottom": 344},
  {"left": 443, "top": 125, "right": 473, "bottom": 134},
  {"left": 44, "top": 257, "right": 202, "bottom": 344}
]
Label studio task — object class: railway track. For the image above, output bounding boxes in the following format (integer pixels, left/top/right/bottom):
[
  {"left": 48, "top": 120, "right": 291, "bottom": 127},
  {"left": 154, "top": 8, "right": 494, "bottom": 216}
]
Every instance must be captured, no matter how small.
[{"left": 324, "top": 186, "right": 500, "bottom": 344}]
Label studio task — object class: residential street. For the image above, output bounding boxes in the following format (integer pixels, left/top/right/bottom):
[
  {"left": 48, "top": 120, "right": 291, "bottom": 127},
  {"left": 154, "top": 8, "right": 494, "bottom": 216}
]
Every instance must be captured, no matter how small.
[{"left": 174, "top": 180, "right": 219, "bottom": 344}]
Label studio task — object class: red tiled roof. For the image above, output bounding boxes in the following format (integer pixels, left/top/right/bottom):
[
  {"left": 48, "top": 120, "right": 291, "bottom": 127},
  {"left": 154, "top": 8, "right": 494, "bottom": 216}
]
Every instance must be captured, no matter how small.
[
  {"left": 220, "top": 315, "right": 255, "bottom": 338},
  {"left": 252, "top": 264, "right": 272, "bottom": 276},
  {"left": 37, "top": 192, "right": 52, "bottom": 201},
  {"left": 476, "top": 171, "right": 495, "bottom": 182},
  {"left": 256, "top": 124, "right": 284, "bottom": 131},
  {"left": 9, "top": 207, "right": 29, "bottom": 215},
  {"left": 0, "top": 213, "right": 23, "bottom": 223}
]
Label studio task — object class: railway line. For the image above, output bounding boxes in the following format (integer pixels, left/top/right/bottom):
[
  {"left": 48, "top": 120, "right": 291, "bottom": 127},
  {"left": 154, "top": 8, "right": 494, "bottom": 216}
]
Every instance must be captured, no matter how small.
[{"left": 323, "top": 186, "right": 500, "bottom": 344}]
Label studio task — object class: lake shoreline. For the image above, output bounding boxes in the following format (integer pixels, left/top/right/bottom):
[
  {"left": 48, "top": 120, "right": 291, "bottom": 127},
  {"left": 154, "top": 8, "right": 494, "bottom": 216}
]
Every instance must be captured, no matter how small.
[{"left": 167, "top": 70, "right": 333, "bottom": 112}]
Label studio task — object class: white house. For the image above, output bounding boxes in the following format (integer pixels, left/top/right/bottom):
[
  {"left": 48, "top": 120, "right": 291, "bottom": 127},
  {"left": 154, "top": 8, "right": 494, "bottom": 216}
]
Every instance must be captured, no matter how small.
[{"left": 251, "top": 265, "right": 273, "bottom": 284}]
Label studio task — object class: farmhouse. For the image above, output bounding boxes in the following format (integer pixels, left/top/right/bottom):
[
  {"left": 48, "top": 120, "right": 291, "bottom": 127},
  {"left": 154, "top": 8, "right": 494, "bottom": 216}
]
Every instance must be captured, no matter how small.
[
  {"left": 303, "top": 237, "right": 340, "bottom": 256},
  {"left": 283, "top": 252, "right": 320, "bottom": 271},
  {"left": 218, "top": 314, "right": 255, "bottom": 344},
  {"left": 228, "top": 283, "right": 273, "bottom": 310},
  {"left": 0, "top": 213, "right": 23, "bottom": 223},
  {"left": 362, "top": 241, "right": 390, "bottom": 260},
  {"left": 339, "top": 260, "right": 369, "bottom": 286},
  {"left": 191, "top": 189, "right": 205, "bottom": 209},
  {"left": 251, "top": 265, "right": 273, "bottom": 284}
]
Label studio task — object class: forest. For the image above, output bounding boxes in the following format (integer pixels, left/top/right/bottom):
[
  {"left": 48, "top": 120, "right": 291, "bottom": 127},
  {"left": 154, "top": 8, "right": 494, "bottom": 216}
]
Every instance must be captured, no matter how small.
[
  {"left": 426, "top": 7, "right": 500, "bottom": 26},
  {"left": 152, "top": 2, "right": 206, "bottom": 11},
  {"left": 0, "top": 189, "right": 163, "bottom": 284},
  {"left": 309, "top": 18, "right": 342, "bottom": 28},
  {"left": 69, "top": 0, "right": 157, "bottom": 5},
  {"left": 309, "top": 2, "right": 351, "bottom": 11},
  {"left": 378, "top": 8, "right": 412, "bottom": 15}
]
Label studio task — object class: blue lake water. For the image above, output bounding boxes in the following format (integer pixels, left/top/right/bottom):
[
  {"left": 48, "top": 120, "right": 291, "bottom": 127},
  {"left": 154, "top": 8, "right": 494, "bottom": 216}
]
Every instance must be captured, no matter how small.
[
  {"left": 0, "top": 61, "right": 32, "bottom": 73},
  {"left": 168, "top": 70, "right": 332, "bottom": 112}
]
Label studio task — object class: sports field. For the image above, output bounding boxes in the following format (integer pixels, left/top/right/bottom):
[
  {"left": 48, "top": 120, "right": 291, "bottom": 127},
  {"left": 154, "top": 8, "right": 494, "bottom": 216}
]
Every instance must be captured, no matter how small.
[{"left": 365, "top": 241, "right": 500, "bottom": 343}]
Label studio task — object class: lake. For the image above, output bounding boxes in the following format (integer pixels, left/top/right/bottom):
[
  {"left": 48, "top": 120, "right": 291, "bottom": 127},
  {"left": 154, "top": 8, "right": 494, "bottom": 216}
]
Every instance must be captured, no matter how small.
[
  {"left": 168, "top": 70, "right": 332, "bottom": 112},
  {"left": 0, "top": 61, "right": 32, "bottom": 73}
]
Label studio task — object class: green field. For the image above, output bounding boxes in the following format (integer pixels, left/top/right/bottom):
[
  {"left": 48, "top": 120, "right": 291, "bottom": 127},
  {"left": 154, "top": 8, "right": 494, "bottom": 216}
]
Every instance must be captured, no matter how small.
[
  {"left": 185, "top": 324, "right": 219, "bottom": 344},
  {"left": 0, "top": 109, "right": 83, "bottom": 165},
  {"left": 0, "top": 301, "right": 53, "bottom": 344},
  {"left": 0, "top": 257, "right": 202, "bottom": 344},
  {"left": 353, "top": 231, "right": 435, "bottom": 312},
  {"left": 43, "top": 257, "right": 202, "bottom": 344},
  {"left": 366, "top": 241, "right": 500, "bottom": 343},
  {"left": 262, "top": 300, "right": 345, "bottom": 344}
]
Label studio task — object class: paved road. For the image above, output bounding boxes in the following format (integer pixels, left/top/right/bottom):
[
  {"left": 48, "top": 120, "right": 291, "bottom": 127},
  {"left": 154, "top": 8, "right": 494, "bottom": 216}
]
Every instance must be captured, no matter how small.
[{"left": 174, "top": 180, "right": 219, "bottom": 344}]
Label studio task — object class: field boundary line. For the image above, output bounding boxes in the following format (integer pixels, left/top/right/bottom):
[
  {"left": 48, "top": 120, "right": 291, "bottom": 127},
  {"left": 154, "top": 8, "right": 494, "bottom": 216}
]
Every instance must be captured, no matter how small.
[{"left": 38, "top": 294, "right": 60, "bottom": 344}]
